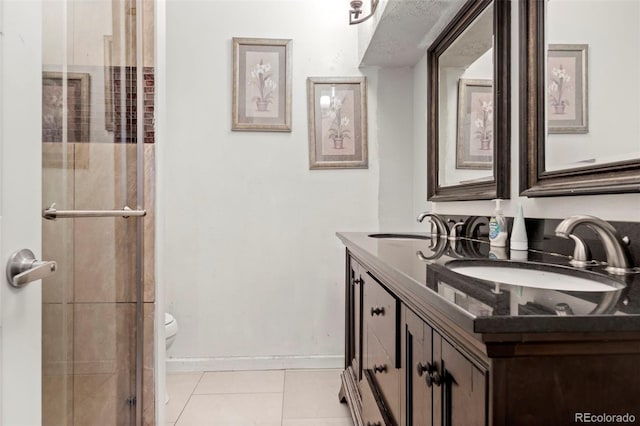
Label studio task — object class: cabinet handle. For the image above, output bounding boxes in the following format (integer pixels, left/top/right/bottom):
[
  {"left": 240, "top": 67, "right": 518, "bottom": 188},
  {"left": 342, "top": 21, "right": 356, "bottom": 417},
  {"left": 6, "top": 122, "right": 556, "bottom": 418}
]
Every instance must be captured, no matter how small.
[
  {"left": 370, "top": 306, "right": 385, "bottom": 316},
  {"left": 416, "top": 362, "right": 428, "bottom": 376},
  {"left": 366, "top": 422, "right": 382, "bottom": 426},
  {"left": 373, "top": 364, "right": 387, "bottom": 374},
  {"left": 426, "top": 362, "right": 442, "bottom": 387},
  {"left": 353, "top": 278, "right": 362, "bottom": 285}
]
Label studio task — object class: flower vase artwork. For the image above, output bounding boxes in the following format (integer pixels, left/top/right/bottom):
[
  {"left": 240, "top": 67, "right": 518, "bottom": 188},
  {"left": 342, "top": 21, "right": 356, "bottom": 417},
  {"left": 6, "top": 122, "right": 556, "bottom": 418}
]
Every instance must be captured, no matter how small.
[
  {"left": 474, "top": 100, "right": 493, "bottom": 151},
  {"left": 326, "top": 96, "right": 350, "bottom": 149},
  {"left": 548, "top": 65, "right": 571, "bottom": 114},
  {"left": 250, "top": 59, "right": 277, "bottom": 113}
]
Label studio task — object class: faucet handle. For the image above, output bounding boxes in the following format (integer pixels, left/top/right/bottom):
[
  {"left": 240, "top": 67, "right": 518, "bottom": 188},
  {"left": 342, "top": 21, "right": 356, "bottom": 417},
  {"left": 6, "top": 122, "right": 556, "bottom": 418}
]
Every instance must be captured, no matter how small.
[{"left": 568, "top": 234, "right": 596, "bottom": 267}]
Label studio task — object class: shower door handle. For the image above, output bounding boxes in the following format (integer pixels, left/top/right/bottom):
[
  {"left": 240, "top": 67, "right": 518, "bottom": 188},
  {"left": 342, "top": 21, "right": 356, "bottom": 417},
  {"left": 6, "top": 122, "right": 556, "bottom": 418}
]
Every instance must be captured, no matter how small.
[
  {"left": 42, "top": 204, "right": 146, "bottom": 220},
  {"left": 6, "top": 249, "right": 57, "bottom": 288}
]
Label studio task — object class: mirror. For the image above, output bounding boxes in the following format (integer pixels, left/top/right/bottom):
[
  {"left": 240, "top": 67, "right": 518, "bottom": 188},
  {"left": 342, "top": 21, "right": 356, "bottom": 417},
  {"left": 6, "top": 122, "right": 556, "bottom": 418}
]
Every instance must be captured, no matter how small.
[
  {"left": 520, "top": 0, "right": 640, "bottom": 196},
  {"left": 427, "top": 0, "right": 510, "bottom": 201}
]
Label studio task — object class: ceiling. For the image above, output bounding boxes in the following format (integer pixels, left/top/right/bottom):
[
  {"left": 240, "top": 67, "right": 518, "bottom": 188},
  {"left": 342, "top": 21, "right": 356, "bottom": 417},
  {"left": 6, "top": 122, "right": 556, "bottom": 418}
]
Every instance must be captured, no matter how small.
[{"left": 358, "top": 0, "right": 468, "bottom": 67}]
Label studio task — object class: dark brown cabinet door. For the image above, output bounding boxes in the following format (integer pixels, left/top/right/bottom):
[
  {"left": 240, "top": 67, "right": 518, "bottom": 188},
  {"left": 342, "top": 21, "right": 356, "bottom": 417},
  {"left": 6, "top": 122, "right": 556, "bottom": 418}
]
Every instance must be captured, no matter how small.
[
  {"left": 435, "top": 334, "right": 487, "bottom": 426},
  {"left": 404, "top": 308, "right": 432, "bottom": 426},
  {"left": 347, "top": 256, "right": 363, "bottom": 380},
  {"left": 404, "top": 308, "right": 487, "bottom": 426}
]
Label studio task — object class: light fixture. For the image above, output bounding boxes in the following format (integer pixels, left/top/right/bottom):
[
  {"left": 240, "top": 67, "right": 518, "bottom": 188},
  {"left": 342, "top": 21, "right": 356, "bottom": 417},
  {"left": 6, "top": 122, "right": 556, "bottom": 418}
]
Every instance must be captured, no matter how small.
[{"left": 349, "top": 0, "right": 379, "bottom": 25}]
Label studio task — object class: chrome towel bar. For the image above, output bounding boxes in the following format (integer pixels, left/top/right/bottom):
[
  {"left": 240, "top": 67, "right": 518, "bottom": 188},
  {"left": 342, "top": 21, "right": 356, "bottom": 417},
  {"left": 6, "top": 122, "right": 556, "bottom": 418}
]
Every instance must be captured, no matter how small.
[{"left": 43, "top": 203, "right": 146, "bottom": 220}]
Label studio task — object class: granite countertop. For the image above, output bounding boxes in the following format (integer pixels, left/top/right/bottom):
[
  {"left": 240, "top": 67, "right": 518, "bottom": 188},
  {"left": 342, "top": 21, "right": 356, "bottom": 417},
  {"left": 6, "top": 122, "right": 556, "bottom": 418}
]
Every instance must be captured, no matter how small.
[{"left": 337, "top": 232, "right": 640, "bottom": 338}]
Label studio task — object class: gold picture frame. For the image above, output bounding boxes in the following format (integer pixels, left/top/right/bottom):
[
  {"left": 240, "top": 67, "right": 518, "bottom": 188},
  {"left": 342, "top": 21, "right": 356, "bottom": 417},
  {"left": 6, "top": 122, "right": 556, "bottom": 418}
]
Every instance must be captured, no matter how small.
[
  {"left": 232, "top": 37, "right": 292, "bottom": 132},
  {"left": 306, "top": 77, "right": 368, "bottom": 169},
  {"left": 456, "top": 78, "right": 493, "bottom": 170}
]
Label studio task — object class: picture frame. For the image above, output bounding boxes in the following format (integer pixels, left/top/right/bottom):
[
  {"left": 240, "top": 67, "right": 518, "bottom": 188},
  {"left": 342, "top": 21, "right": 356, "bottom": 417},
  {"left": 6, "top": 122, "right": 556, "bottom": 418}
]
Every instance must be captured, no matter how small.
[
  {"left": 42, "top": 71, "right": 91, "bottom": 143},
  {"left": 232, "top": 37, "right": 292, "bottom": 132},
  {"left": 306, "top": 77, "right": 368, "bottom": 169},
  {"left": 547, "top": 44, "right": 588, "bottom": 134},
  {"left": 456, "top": 78, "right": 493, "bottom": 170}
]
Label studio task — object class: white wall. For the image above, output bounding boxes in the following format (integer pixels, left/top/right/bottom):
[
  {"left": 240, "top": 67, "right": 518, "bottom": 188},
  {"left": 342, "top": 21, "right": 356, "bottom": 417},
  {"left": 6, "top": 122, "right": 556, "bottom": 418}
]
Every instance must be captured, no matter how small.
[
  {"left": 377, "top": 67, "right": 416, "bottom": 230},
  {"left": 412, "top": 0, "right": 640, "bottom": 222},
  {"left": 162, "top": 0, "right": 640, "bottom": 372},
  {"left": 163, "top": 0, "right": 381, "bottom": 370}
]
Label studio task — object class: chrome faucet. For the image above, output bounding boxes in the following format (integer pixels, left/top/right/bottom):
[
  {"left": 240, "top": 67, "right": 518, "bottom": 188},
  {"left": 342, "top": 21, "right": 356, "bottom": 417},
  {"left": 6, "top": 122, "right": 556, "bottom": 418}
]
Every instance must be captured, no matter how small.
[
  {"left": 416, "top": 212, "right": 449, "bottom": 238},
  {"left": 555, "top": 215, "right": 635, "bottom": 275}
]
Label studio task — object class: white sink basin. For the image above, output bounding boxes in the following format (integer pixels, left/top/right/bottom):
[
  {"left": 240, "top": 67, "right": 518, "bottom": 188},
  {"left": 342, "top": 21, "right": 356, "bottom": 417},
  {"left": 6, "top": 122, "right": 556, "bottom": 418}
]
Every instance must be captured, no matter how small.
[{"left": 446, "top": 260, "right": 625, "bottom": 292}]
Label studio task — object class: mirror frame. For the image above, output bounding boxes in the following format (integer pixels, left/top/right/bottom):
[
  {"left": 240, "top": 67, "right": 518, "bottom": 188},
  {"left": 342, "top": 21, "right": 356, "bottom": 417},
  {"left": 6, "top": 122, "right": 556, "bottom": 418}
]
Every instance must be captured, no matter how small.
[
  {"left": 520, "top": 0, "right": 640, "bottom": 197},
  {"left": 427, "top": 0, "right": 511, "bottom": 201}
]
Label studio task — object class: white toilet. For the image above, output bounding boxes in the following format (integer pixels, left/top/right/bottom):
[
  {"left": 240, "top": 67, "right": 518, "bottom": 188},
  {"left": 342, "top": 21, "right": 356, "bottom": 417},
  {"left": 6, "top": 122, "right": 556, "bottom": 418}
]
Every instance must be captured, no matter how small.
[
  {"left": 165, "top": 313, "right": 178, "bottom": 404},
  {"left": 165, "top": 313, "right": 178, "bottom": 350}
]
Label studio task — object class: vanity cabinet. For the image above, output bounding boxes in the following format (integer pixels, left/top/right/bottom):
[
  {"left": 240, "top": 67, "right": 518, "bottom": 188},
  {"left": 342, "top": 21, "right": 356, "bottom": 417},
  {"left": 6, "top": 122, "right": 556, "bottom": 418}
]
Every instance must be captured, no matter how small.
[
  {"left": 339, "top": 235, "right": 640, "bottom": 426},
  {"left": 342, "top": 252, "right": 487, "bottom": 426},
  {"left": 404, "top": 307, "right": 487, "bottom": 426}
]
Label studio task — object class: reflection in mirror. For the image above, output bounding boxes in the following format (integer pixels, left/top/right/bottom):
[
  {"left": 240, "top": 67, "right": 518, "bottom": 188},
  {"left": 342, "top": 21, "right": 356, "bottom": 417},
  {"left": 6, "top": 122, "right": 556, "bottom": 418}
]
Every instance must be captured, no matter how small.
[
  {"left": 545, "top": 0, "right": 640, "bottom": 172},
  {"left": 520, "top": 0, "right": 640, "bottom": 196},
  {"left": 428, "top": 0, "right": 510, "bottom": 201},
  {"left": 438, "top": 6, "right": 493, "bottom": 186}
]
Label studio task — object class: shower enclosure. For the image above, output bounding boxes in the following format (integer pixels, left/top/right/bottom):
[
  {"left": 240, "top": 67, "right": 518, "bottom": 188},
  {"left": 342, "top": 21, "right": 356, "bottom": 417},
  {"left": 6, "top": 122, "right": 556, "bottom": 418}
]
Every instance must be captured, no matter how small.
[{"left": 41, "top": 0, "right": 156, "bottom": 424}]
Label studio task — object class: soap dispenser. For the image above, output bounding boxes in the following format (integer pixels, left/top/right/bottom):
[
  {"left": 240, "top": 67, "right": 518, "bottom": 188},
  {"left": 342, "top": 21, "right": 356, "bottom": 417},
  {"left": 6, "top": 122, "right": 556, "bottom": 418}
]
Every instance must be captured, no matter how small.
[
  {"left": 510, "top": 203, "right": 528, "bottom": 251},
  {"left": 489, "top": 199, "right": 507, "bottom": 247}
]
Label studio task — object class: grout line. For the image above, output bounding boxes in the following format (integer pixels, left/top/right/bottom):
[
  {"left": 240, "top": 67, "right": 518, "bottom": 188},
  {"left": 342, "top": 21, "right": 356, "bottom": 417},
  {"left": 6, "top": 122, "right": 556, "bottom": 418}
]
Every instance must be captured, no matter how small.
[
  {"left": 191, "top": 371, "right": 205, "bottom": 394},
  {"left": 281, "top": 370, "right": 288, "bottom": 426},
  {"left": 173, "top": 371, "right": 204, "bottom": 425}
]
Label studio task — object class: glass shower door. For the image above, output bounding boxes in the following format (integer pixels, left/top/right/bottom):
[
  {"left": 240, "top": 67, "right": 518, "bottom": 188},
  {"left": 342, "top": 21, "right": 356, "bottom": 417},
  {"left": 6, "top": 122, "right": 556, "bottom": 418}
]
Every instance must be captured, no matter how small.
[{"left": 41, "top": 1, "right": 154, "bottom": 424}]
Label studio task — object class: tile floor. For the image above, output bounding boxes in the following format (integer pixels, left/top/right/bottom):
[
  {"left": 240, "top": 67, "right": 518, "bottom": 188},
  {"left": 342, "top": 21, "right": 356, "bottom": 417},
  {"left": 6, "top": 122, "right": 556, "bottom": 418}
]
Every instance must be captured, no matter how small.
[{"left": 166, "top": 369, "right": 354, "bottom": 426}]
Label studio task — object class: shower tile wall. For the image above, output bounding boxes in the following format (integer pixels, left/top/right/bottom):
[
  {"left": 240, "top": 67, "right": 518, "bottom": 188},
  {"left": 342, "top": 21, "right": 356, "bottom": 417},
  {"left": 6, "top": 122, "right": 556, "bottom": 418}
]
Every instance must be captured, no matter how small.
[{"left": 42, "top": 142, "right": 155, "bottom": 426}]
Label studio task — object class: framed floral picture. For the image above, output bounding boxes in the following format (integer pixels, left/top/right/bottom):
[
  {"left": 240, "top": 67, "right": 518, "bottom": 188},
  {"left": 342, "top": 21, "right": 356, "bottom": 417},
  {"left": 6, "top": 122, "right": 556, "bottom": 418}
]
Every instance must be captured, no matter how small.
[
  {"left": 456, "top": 79, "right": 493, "bottom": 170},
  {"left": 306, "top": 77, "right": 368, "bottom": 169},
  {"left": 547, "top": 44, "right": 588, "bottom": 134},
  {"left": 232, "top": 37, "right": 292, "bottom": 132}
]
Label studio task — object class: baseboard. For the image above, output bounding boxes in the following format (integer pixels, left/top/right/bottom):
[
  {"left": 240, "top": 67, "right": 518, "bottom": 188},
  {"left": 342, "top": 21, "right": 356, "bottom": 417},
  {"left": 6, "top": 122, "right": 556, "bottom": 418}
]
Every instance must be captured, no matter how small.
[{"left": 166, "top": 354, "right": 344, "bottom": 372}]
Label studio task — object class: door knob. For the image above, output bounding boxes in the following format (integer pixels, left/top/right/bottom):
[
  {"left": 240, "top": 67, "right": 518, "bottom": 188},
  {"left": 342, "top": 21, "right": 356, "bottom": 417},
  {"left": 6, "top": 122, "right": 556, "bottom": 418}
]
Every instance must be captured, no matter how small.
[{"left": 6, "top": 249, "right": 57, "bottom": 288}]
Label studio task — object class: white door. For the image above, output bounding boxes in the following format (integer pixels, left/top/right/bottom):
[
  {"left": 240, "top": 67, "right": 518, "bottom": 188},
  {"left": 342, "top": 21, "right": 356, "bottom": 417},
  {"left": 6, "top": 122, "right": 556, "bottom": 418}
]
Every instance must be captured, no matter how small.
[{"left": 0, "top": 0, "right": 44, "bottom": 425}]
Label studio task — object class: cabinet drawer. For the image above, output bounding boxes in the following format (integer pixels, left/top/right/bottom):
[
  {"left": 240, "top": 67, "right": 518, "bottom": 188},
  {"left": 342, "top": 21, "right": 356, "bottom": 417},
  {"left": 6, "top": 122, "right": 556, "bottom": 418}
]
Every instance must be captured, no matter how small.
[
  {"left": 364, "top": 275, "right": 398, "bottom": 365},
  {"left": 366, "top": 328, "right": 400, "bottom": 424}
]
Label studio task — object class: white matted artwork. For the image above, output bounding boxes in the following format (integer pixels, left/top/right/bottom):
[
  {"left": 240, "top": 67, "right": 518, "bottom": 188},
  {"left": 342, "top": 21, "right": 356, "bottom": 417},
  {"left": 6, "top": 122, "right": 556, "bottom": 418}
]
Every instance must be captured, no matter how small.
[
  {"left": 456, "top": 78, "right": 493, "bottom": 170},
  {"left": 547, "top": 43, "right": 588, "bottom": 134},
  {"left": 306, "top": 76, "right": 367, "bottom": 169},
  {"left": 232, "top": 37, "right": 292, "bottom": 132}
]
